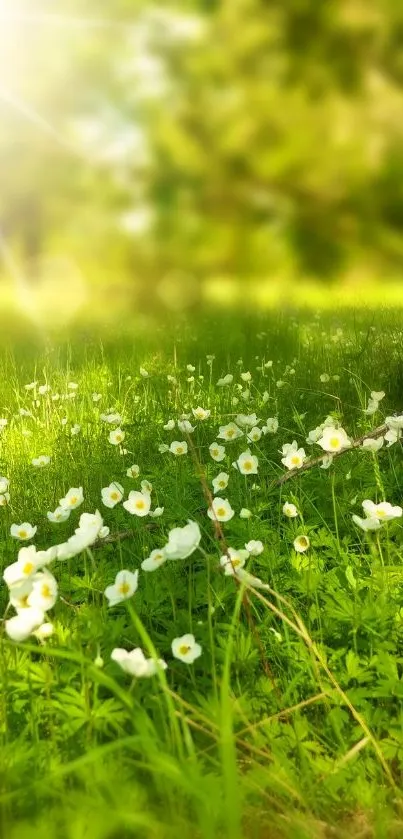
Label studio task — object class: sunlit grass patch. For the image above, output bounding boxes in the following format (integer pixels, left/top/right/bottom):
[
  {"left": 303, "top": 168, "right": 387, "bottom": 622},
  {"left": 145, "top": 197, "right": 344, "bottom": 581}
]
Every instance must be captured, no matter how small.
[{"left": 0, "top": 308, "right": 403, "bottom": 838}]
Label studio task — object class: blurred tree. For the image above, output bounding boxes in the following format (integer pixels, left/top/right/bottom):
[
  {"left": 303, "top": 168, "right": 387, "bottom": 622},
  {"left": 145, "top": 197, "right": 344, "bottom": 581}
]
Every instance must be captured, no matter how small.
[{"left": 1, "top": 0, "right": 403, "bottom": 302}]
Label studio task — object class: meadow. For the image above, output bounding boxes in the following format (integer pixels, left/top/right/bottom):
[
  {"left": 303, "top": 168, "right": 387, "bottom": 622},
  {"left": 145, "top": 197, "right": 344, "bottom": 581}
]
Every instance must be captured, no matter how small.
[{"left": 1, "top": 306, "right": 403, "bottom": 839}]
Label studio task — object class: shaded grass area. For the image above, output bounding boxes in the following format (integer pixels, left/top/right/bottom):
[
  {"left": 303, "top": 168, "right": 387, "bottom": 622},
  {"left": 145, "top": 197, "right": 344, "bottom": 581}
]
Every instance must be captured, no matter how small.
[{"left": 0, "top": 307, "right": 403, "bottom": 838}]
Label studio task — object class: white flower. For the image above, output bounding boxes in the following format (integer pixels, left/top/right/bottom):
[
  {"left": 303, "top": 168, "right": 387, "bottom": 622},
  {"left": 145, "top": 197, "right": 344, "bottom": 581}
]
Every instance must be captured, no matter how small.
[
  {"left": 220, "top": 547, "right": 249, "bottom": 575},
  {"left": 217, "top": 374, "right": 233, "bottom": 386},
  {"left": 101, "top": 482, "right": 124, "bottom": 508},
  {"left": 141, "top": 480, "right": 152, "bottom": 495},
  {"left": 4, "top": 545, "right": 56, "bottom": 589},
  {"left": 104, "top": 569, "right": 139, "bottom": 606},
  {"left": 237, "top": 450, "right": 258, "bottom": 475},
  {"left": 239, "top": 508, "right": 252, "bottom": 519},
  {"left": 364, "top": 399, "right": 378, "bottom": 416},
  {"left": 27, "top": 570, "right": 58, "bottom": 611},
  {"left": 209, "top": 443, "right": 226, "bottom": 462},
  {"left": 192, "top": 406, "right": 210, "bottom": 421},
  {"left": 320, "top": 373, "right": 330, "bottom": 383},
  {"left": 306, "top": 426, "right": 323, "bottom": 444},
  {"left": 208, "top": 498, "right": 234, "bottom": 522},
  {"left": 264, "top": 360, "right": 273, "bottom": 368},
  {"left": 111, "top": 647, "right": 167, "bottom": 678},
  {"left": 25, "top": 381, "right": 37, "bottom": 391},
  {"left": 0, "top": 476, "right": 9, "bottom": 493},
  {"left": 362, "top": 500, "right": 402, "bottom": 521},
  {"left": 385, "top": 427, "right": 401, "bottom": 446},
  {"left": 141, "top": 548, "right": 167, "bottom": 571},
  {"left": 10, "top": 522, "right": 37, "bottom": 541},
  {"left": 282, "top": 446, "right": 306, "bottom": 471},
  {"left": 32, "top": 455, "right": 51, "bottom": 467},
  {"left": 0, "top": 492, "right": 10, "bottom": 506},
  {"left": 149, "top": 506, "right": 164, "bottom": 518},
  {"left": 236, "top": 413, "right": 259, "bottom": 429},
  {"left": 177, "top": 420, "right": 195, "bottom": 434},
  {"left": 293, "top": 535, "right": 310, "bottom": 553},
  {"left": 245, "top": 539, "right": 264, "bottom": 556},
  {"left": 212, "top": 472, "right": 229, "bottom": 494},
  {"left": 71, "top": 424, "right": 81, "bottom": 436},
  {"left": 169, "top": 440, "right": 188, "bottom": 456},
  {"left": 386, "top": 414, "right": 403, "bottom": 430},
  {"left": 158, "top": 443, "right": 170, "bottom": 453},
  {"left": 247, "top": 426, "right": 262, "bottom": 443},
  {"left": 276, "top": 380, "right": 285, "bottom": 388},
  {"left": 38, "top": 384, "right": 50, "bottom": 395},
  {"left": 47, "top": 506, "right": 71, "bottom": 523},
  {"left": 362, "top": 437, "right": 384, "bottom": 452},
  {"left": 126, "top": 464, "right": 140, "bottom": 478},
  {"left": 352, "top": 515, "right": 381, "bottom": 532},
  {"left": 217, "top": 422, "right": 243, "bottom": 441},
  {"left": 68, "top": 382, "right": 78, "bottom": 390},
  {"left": 317, "top": 426, "right": 351, "bottom": 453},
  {"left": 34, "top": 622, "right": 54, "bottom": 641},
  {"left": 163, "top": 419, "right": 175, "bottom": 431},
  {"left": 101, "top": 412, "right": 122, "bottom": 424},
  {"left": 139, "top": 367, "right": 149, "bottom": 377},
  {"left": 123, "top": 491, "right": 151, "bottom": 517},
  {"left": 165, "top": 521, "right": 201, "bottom": 560},
  {"left": 283, "top": 502, "right": 299, "bottom": 518},
  {"left": 371, "top": 390, "right": 385, "bottom": 402},
  {"left": 240, "top": 371, "right": 252, "bottom": 382},
  {"left": 109, "top": 427, "right": 125, "bottom": 446},
  {"left": 5, "top": 606, "right": 45, "bottom": 641},
  {"left": 59, "top": 487, "right": 84, "bottom": 510},
  {"left": 236, "top": 568, "right": 267, "bottom": 589},
  {"left": 187, "top": 364, "right": 196, "bottom": 372},
  {"left": 320, "top": 454, "right": 334, "bottom": 469},
  {"left": 172, "top": 634, "right": 202, "bottom": 664},
  {"left": 99, "top": 526, "right": 110, "bottom": 539},
  {"left": 92, "top": 392, "right": 102, "bottom": 402},
  {"left": 56, "top": 511, "right": 105, "bottom": 560}
]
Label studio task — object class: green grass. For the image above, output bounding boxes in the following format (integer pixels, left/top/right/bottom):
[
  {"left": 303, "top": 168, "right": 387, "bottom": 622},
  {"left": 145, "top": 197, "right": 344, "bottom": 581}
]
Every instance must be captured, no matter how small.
[{"left": 1, "top": 307, "right": 403, "bottom": 839}]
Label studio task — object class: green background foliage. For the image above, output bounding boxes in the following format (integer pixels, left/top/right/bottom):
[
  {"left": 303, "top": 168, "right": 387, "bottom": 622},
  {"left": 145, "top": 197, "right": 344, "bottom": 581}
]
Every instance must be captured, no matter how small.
[{"left": 2, "top": 0, "right": 403, "bottom": 303}]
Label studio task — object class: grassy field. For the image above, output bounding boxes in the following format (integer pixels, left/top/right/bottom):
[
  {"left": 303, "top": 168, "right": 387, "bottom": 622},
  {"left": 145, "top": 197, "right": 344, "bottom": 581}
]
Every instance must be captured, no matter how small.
[{"left": 1, "top": 307, "right": 403, "bottom": 839}]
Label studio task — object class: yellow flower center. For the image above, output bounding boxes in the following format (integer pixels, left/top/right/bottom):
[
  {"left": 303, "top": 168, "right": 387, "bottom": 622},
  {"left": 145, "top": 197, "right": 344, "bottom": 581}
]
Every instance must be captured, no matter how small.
[
  {"left": 329, "top": 437, "right": 339, "bottom": 448},
  {"left": 227, "top": 429, "right": 234, "bottom": 438},
  {"left": 41, "top": 584, "right": 51, "bottom": 598},
  {"left": 135, "top": 500, "right": 145, "bottom": 510},
  {"left": 216, "top": 507, "right": 226, "bottom": 517},
  {"left": 23, "top": 562, "right": 34, "bottom": 575},
  {"left": 291, "top": 456, "right": 300, "bottom": 465},
  {"left": 70, "top": 497, "right": 77, "bottom": 505},
  {"left": 179, "top": 645, "right": 191, "bottom": 656},
  {"left": 376, "top": 509, "right": 386, "bottom": 518},
  {"left": 243, "top": 461, "right": 252, "bottom": 471},
  {"left": 110, "top": 492, "right": 119, "bottom": 500},
  {"left": 176, "top": 447, "right": 183, "bottom": 454},
  {"left": 19, "top": 530, "right": 27, "bottom": 539},
  {"left": 118, "top": 582, "right": 130, "bottom": 595}
]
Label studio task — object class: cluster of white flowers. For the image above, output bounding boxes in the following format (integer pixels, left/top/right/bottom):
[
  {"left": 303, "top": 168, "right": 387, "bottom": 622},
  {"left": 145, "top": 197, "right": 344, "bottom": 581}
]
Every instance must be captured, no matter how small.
[
  {"left": 3, "top": 505, "right": 109, "bottom": 642},
  {"left": 3, "top": 362, "right": 403, "bottom": 687}
]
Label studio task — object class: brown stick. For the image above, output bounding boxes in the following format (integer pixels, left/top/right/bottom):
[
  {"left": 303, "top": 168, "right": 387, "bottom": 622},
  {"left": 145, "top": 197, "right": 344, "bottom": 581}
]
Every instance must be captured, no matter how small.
[{"left": 273, "top": 421, "right": 390, "bottom": 488}]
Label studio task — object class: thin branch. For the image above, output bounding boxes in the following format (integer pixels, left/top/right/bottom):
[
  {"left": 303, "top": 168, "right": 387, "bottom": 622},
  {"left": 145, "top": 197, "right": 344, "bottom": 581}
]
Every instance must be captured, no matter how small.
[{"left": 273, "top": 421, "right": 391, "bottom": 488}]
